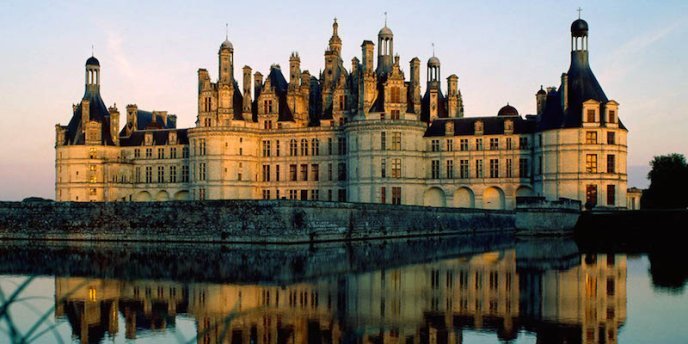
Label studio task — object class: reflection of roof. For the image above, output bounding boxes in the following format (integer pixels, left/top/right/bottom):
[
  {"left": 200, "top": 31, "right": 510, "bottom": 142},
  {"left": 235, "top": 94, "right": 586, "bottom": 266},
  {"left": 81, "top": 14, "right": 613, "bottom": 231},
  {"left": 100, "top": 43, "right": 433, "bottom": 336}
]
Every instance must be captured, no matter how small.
[
  {"left": 424, "top": 116, "right": 535, "bottom": 137},
  {"left": 119, "top": 129, "right": 189, "bottom": 147}
]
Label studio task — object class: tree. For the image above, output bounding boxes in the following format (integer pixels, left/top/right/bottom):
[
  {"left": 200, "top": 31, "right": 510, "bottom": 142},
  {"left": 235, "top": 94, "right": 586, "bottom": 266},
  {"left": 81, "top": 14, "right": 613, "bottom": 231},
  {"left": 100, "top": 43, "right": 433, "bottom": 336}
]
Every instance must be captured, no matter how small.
[{"left": 641, "top": 153, "right": 688, "bottom": 209}]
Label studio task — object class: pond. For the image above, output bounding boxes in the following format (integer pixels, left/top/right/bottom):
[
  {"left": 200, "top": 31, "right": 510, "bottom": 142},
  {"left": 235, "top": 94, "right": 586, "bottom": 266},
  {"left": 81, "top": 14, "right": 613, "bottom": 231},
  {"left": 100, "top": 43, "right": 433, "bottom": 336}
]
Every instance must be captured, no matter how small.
[{"left": 0, "top": 234, "right": 686, "bottom": 343}]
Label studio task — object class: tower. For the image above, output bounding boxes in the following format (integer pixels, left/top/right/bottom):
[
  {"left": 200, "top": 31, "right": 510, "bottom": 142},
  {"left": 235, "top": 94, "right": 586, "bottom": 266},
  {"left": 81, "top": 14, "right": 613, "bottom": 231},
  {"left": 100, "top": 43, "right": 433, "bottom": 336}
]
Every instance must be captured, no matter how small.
[
  {"left": 426, "top": 54, "right": 441, "bottom": 121},
  {"left": 409, "top": 57, "right": 421, "bottom": 114},
  {"left": 219, "top": 30, "right": 234, "bottom": 84},
  {"left": 289, "top": 52, "right": 301, "bottom": 86},
  {"left": 536, "top": 86, "right": 546, "bottom": 115},
  {"left": 242, "top": 65, "right": 253, "bottom": 118},
  {"left": 376, "top": 14, "right": 393, "bottom": 75},
  {"left": 85, "top": 55, "right": 100, "bottom": 95},
  {"left": 328, "top": 18, "right": 342, "bottom": 55}
]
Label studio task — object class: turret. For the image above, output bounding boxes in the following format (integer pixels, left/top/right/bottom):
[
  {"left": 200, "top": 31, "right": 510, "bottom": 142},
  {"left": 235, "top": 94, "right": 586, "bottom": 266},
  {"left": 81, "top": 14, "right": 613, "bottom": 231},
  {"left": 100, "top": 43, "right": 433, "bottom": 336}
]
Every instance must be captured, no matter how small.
[
  {"left": 376, "top": 16, "right": 393, "bottom": 75},
  {"left": 242, "top": 65, "right": 253, "bottom": 114},
  {"left": 289, "top": 52, "right": 301, "bottom": 86},
  {"left": 108, "top": 104, "right": 119, "bottom": 145},
  {"left": 85, "top": 56, "right": 100, "bottom": 95},
  {"left": 536, "top": 86, "right": 546, "bottom": 115},
  {"left": 328, "top": 18, "right": 342, "bottom": 55},
  {"left": 219, "top": 35, "right": 234, "bottom": 84},
  {"left": 447, "top": 74, "right": 459, "bottom": 117}
]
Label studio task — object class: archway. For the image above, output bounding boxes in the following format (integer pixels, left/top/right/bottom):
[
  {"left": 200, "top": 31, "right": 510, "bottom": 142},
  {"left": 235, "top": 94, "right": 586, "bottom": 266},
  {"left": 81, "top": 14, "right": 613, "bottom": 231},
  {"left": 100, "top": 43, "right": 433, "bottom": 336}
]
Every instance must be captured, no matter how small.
[
  {"left": 155, "top": 190, "right": 170, "bottom": 202},
  {"left": 174, "top": 190, "right": 190, "bottom": 201},
  {"left": 423, "top": 187, "right": 446, "bottom": 207},
  {"left": 134, "top": 191, "right": 152, "bottom": 202},
  {"left": 516, "top": 186, "right": 534, "bottom": 198},
  {"left": 454, "top": 187, "right": 475, "bottom": 208},
  {"left": 483, "top": 187, "right": 506, "bottom": 210}
]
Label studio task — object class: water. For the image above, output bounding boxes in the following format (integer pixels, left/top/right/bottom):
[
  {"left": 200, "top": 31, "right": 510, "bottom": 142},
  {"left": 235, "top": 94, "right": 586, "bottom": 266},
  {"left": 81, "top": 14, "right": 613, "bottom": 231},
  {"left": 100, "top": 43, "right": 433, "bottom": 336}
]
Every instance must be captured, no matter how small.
[{"left": 0, "top": 235, "right": 686, "bottom": 343}]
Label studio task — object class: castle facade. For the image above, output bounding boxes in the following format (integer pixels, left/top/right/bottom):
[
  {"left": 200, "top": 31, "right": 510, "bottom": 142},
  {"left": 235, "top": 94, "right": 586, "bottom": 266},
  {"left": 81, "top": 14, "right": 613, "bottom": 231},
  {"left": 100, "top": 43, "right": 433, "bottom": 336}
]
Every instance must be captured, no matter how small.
[{"left": 55, "top": 16, "right": 627, "bottom": 209}]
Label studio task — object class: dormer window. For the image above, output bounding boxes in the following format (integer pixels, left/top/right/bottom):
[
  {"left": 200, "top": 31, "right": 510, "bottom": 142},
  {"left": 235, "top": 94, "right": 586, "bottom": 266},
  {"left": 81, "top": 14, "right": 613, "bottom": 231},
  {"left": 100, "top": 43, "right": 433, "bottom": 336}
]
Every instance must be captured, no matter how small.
[
  {"left": 445, "top": 121, "right": 454, "bottom": 136},
  {"left": 169, "top": 132, "right": 177, "bottom": 144},
  {"left": 586, "top": 109, "right": 595, "bottom": 123},
  {"left": 474, "top": 121, "right": 484, "bottom": 135},
  {"left": 608, "top": 110, "right": 616, "bottom": 124},
  {"left": 145, "top": 133, "right": 153, "bottom": 145},
  {"left": 504, "top": 120, "right": 513, "bottom": 134}
]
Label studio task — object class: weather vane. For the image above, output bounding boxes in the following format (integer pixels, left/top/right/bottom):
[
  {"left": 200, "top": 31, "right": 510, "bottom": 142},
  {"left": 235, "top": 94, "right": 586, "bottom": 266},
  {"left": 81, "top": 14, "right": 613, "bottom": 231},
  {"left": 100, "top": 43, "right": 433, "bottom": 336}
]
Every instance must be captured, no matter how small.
[
  {"left": 384, "top": 11, "right": 387, "bottom": 26},
  {"left": 91, "top": 44, "right": 94, "bottom": 57},
  {"left": 432, "top": 42, "right": 435, "bottom": 57},
  {"left": 225, "top": 23, "right": 228, "bottom": 40},
  {"left": 577, "top": 7, "right": 582, "bottom": 19}
]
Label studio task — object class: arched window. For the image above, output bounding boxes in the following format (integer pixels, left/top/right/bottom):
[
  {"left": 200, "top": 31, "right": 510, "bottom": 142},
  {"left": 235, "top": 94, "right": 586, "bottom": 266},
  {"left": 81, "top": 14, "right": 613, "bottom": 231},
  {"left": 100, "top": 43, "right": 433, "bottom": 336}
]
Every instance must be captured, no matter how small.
[
  {"left": 300, "top": 139, "right": 309, "bottom": 156},
  {"left": 289, "top": 139, "right": 298, "bottom": 156}
]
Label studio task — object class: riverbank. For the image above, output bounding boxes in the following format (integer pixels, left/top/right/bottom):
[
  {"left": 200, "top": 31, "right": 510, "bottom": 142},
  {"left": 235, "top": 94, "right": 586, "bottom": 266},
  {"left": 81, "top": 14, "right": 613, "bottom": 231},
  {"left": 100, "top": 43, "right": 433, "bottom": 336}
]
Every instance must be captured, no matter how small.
[{"left": 0, "top": 200, "right": 514, "bottom": 243}]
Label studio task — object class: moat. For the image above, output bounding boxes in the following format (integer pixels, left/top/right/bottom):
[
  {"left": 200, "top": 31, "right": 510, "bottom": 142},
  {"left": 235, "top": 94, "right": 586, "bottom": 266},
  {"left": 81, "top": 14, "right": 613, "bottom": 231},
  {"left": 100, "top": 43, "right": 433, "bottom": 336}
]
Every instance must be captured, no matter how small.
[{"left": 1, "top": 234, "right": 686, "bottom": 343}]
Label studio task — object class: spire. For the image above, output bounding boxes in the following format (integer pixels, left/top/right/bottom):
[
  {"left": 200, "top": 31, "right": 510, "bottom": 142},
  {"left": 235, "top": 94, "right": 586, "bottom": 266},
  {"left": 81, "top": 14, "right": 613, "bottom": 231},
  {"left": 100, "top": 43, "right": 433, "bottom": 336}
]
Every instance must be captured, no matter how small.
[
  {"left": 432, "top": 42, "right": 435, "bottom": 57},
  {"left": 225, "top": 23, "right": 228, "bottom": 40},
  {"left": 328, "top": 17, "right": 342, "bottom": 54},
  {"left": 384, "top": 11, "right": 387, "bottom": 27},
  {"left": 91, "top": 44, "right": 94, "bottom": 57},
  {"left": 577, "top": 7, "right": 582, "bottom": 19}
]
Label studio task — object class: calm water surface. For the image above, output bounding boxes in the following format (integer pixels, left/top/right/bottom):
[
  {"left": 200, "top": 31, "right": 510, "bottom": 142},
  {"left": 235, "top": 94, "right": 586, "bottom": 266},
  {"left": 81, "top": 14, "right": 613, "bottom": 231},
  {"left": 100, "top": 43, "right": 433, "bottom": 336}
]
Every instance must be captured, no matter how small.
[{"left": 0, "top": 235, "right": 686, "bottom": 343}]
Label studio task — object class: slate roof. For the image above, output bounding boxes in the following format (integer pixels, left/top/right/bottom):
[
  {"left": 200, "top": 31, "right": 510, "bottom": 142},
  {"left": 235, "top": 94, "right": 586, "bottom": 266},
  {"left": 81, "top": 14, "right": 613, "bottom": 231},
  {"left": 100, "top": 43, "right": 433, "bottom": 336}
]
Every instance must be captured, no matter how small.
[
  {"left": 63, "top": 87, "right": 115, "bottom": 146},
  {"left": 424, "top": 115, "right": 535, "bottom": 137},
  {"left": 420, "top": 86, "right": 448, "bottom": 123},
  {"left": 119, "top": 128, "right": 189, "bottom": 147}
]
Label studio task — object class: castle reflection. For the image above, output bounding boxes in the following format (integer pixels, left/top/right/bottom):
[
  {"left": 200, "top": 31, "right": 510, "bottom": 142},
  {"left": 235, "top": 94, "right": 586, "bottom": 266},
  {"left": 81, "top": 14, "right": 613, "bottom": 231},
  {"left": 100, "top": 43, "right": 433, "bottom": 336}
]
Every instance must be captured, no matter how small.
[{"left": 54, "top": 248, "right": 626, "bottom": 344}]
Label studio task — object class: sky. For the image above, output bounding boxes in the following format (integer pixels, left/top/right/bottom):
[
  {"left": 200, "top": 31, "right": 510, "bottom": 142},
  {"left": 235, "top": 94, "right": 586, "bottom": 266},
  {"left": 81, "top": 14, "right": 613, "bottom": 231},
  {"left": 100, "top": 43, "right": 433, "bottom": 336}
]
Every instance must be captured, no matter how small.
[{"left": 0, "top": 0, "right": 686, "bottom": 200}]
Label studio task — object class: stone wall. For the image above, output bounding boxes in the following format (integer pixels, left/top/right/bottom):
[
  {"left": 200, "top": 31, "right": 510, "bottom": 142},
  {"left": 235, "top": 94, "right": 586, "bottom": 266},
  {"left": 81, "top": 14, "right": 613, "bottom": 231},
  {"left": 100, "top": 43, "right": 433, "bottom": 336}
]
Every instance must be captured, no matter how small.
[{"left": 0, "top": 200, "right": 514, "bottom": 243}]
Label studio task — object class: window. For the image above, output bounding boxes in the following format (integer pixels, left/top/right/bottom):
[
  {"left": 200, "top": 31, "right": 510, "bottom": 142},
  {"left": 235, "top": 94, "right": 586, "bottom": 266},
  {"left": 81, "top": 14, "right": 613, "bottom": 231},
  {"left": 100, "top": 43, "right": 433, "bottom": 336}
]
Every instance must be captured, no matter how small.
[
  {"left": 145, "top": 148, "right": 152, "bottom": 158},
  {"left": 381, "top": 132, "right": 386, "bottom": 150},
  {"left": 311, "top": 189, "right": 320, "bottom": 200},
  {"left": 586, "top": 154, "right": 598, "bottom": 173},
  {"left": 489, "top": 159, "right": 499, "bottom": 178},
  {"left": 586, "top": 131, "right": 598, "bottom": 144},
  {"left": 392, "top": 132, "right": 402, "bottom": 150},
  {"left": 338, "top": 137, "right": 347, "bottom": 155},
  {"left": 391, "top": 87, "right": 400, "bottom": 103},
  {"left": 518, "top": 159, "right": 529, "bottom": 178},
  {"left": 199, "top": 188, "right": 206, "bottom": 200},
  {"left": 262, "top": 165, "right": 271, "bottom": 182},
  {"left": 275, "top": 165, "right": 280, "bottom": 181},
  {"left": 519, "top": 137, "right": 528, "bottom": 149},
  {"left": 158, "top": 148, "right": 164, "bottom": 159},
  {"left": 300, "top": 139, "right": 309, "bottom": 156},
  {"left": 538, "top": 155, "right": 543, "bottom": 175},
  {"left": 134, "top": 149, "right": 141, "bottom": 158},
  {"left": 170, "top": 166, "right": 177, "bottom": 183},
  {"left": 289, "top": 190, "right": 297, "bottom": 200},
  {"left": 506, "top": 138, "right": 512, "bottom": 150},
  {"left": 289, "top": 164, "right": 297, "bottom": 181},
  {"left": 338, "top": 189, "right": 347, "bottom": 202},
  {"left": 392, "top": 187, "right": 402, "bottom": 205},
  {"left": 607, "top": 185, "right": 616, "bottom": 205},
  {"left": 476, "top": 159, "right": 483, "bottom": 178},
  {"left": 300, "top": 164, "right": 308, "bottom": 181},
  {"left": 199, "top": 163, "right": 206, "bottom": 181},
  {"left": 328, "top": 163, "right": 333, "bottom": 181},
  {"left": 586, "top": 184, "right": 598, "bottom": 206},
  {"left": 380, "top": 187, "right": 387, "bottom": 204},
  {"left": 607, "top": 132, "right": 615, "bottom": 145},
  {"left": 157, "top": 166, "right": 164, "bottom": 182},
  {"left": 587, "top": 109, "right": 595, "bottom": 123},
  {"left": 182, "top": 165, "right": 189, "bottom": 182},
  {"left": 431, "top": 160, "right": 440, "bottom": 179},
  {"left": 476, "top": 138, "right": 483, "bottom": 151},
  {"left": 608, "top": 110, "right": 616, "bottom": 123},
  {"left": 446, "top": 139, "right": 453, "bottom": 151},
  {"left": 538, "top": 134, "right": 543, "bottom": 147},
  {"left": 506, "top": 159, "right": 513, "bottom": 178},
  {"left": 381, "top": 158, "right": 387, "bottom": 178},
  {"left": 289, "top": 139, "right": 298, "bottom": 156},
  {"left": 312, "top": 164, "right": 319, "bottom": 181},
  {"left": 338, "top": 95, "right": 345, "bottom": 111},
  {"left": 170, "top": 147, "right": 177, "bottom": 159},
  {"left": 262, "top": 140, "right": 271, "bottom": 157},
  {"left": 262, "top": 189, "right": 271, "bottom": 200},
  {"left": 312, "top": 139, "right": 320, "bottom": 156},
  {"left": 264, "top": 99, "right": 273, "bottom": 113},
  {"left": 460, "top": 139, "right": 468, "bottom": 151},
  {"left": 338, "top": 163, "right": 346, "bottom": 181},
  {"left": 182, "top": 147, "right": 189, "bottom": 158},
  {"left": 391, "top": 159, "right": 401, "bottom": 178},
  {"left": 460, "top": 160, "right": 469, "bottom": 179},
  {"left": 276, "top": 140, "right": 281, "bottom": 156},
  {"left": 431, "top": 140, "right": 440, "bottom": 152},
  {"left": 145, "top": 166, "right": 152, "bottom": 183},
  {"left": 607, "top": 155, "right": 616, "bottom": 173},
  {"left": 135, "top": 167, "right": 141, "bottom": 183},
  {"left": 446, "top": 160, "right": 454, "bottom": 179},
  {"left": 490, "top": 138, "right": 499, "bottom": 150},
  {"left": 328, "top": 138, "right": 333, "bottom": 155},
  {"left": 391, "top": 110, "right": 400, "bottom": 120},
  {"left": 199, "top": 139, "right": 206, "bottom": 156}
]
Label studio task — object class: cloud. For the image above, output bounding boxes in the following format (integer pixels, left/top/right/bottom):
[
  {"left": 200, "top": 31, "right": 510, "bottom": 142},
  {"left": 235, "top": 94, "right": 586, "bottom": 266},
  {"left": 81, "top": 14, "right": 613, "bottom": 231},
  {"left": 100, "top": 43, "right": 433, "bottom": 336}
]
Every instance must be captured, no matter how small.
[{"left": 106, "top": 30, "right": 137, "bottom": 81}]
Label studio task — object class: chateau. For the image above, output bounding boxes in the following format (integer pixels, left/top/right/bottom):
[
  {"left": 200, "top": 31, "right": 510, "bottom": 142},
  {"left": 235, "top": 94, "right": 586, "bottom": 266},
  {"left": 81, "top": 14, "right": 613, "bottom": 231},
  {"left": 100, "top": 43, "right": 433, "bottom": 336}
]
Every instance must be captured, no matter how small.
[{"left": 55, "top": 16, "right": 628, "bottom": 209}]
